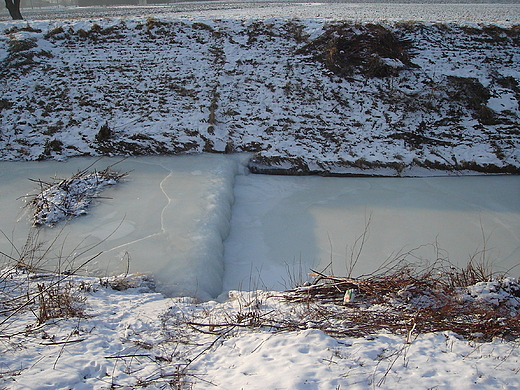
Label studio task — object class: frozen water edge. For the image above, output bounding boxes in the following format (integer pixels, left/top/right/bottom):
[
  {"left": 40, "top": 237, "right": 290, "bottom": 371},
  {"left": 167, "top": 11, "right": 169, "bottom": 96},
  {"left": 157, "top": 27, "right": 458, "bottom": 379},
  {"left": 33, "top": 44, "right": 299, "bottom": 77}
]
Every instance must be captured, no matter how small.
[
  {"left": 0, "top": 155, "right": 249, "bottom": 300},
  {"left": 223, "top": 171, "right": 520, "bottom": 292},
  {"left": 0, "top": 154, "right": 519, "bottom": 300}
]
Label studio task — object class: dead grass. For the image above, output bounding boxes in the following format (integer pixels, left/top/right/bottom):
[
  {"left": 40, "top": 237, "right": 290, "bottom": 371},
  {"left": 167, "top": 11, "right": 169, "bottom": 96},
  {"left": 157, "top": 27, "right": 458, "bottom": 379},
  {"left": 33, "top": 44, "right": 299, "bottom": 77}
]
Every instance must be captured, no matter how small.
[
  {"left": 282, "top": 258, "right": 520, "bottom": 341},
  {"left": 298, "top": 23, "right": 414, "bottom": 78},
  {"left": 0, "top": 252, "right": 101, "bottom": 338},
  {"left": 0, "top": 214, "right": 121, "bottom": 336},
  {"left": 35, "top": 280, "right": 87, "bottom": 324},
  {"left": 160, "top": 251, "right": 520, "bottom": 346}
]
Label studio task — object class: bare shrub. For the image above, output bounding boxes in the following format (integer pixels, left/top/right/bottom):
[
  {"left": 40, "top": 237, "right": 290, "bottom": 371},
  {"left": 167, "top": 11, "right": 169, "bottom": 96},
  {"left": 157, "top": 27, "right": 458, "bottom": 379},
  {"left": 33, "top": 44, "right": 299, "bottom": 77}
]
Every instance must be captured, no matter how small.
[
  {"left": 283, "top": 256, "right": 520, "bottom": 340},
  {"left": 0, "top": 226, "right": 103, "bottom": 336},
  {"left": 36, "top": 280, "right": 86, "bottom": 324}
]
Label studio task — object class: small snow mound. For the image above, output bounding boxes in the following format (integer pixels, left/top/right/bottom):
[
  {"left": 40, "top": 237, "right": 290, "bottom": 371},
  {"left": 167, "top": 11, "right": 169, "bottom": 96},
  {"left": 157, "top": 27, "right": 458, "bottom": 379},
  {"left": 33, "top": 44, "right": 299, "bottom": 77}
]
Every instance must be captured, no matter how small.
[
  {"left": 29, "top": 162, "right": 127, "bottom": 227},
  {"left": 466, "top": 277, "right": 520, "bottom": 309}
]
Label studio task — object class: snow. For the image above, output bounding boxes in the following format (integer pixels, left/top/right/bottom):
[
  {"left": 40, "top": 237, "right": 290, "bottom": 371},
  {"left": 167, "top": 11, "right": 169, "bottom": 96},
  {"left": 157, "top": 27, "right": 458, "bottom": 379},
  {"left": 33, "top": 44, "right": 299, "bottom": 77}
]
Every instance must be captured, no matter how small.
[
  {"left": 466, "top": 278, "right": 520, "bottom": 309},
  {"left": 1, "top": 10, "right": 519, "bottom": 174},
  {"left": 0, "top": 155, "right": 518, "bottom": 390},
  {"left": 1, "top": 3, "right": 520, "bottom": 389},
  {"left": 30, "top": 165, "right": 125, "bottom": 226},
  {"left": 4, "top": 2, "right": 520, "bottom": 24},
  {"left": 1, "top": 274, "right": 520, "bottom": 389}
]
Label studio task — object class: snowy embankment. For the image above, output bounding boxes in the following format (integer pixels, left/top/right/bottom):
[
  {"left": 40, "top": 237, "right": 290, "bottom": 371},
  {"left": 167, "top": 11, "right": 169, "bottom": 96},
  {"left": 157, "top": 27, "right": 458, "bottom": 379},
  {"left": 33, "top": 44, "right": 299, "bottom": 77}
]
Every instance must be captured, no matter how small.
[
  {"left": 0, "top": 271, "right": 519, "bottom": 389},
  {"left": 0, "top": 17, "right": 519, "bottom": 175}
]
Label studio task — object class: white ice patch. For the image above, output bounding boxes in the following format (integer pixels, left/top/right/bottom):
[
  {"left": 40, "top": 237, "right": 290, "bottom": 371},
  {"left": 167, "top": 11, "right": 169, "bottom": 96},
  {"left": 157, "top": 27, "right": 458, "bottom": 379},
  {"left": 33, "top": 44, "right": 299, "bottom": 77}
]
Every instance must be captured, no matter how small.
[
  {"left": 488, "top": 91, "right": 519, "bottom": 114},
  {"left": 381, "top": 57, "right": 405, "bottom": 69},
  {"left": 0, "top": 155, "right": 248, "bottom": 300},
  {"left": 223, "top": 174, "right": 520, "bottom": 292}
]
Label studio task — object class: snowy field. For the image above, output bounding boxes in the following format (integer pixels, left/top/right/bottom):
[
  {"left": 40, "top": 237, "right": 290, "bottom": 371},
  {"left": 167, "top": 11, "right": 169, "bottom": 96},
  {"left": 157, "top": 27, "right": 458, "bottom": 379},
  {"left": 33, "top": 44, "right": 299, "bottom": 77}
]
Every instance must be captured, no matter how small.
[
  {"left": 1, "top": 282, "right": 520, "bottom": 390},
  {"left": 1, "top": 2, "right": 520, "bottom": 389},
  {"left": 2, "top": 1, "right": 520, "bottom": 23}
]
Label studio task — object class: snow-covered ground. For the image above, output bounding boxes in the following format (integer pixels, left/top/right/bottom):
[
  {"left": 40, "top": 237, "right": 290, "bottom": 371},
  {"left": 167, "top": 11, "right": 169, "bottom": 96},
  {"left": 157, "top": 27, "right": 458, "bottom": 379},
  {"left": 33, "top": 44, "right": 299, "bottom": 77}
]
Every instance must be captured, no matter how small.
[
  {"left": 1, "top": 3, "right": 520, "bottom": 389},
  {"left": 1, "top": 7, "right": 520, "bottom": 174},
  {"left": 0, "top": 273, "right": 519, "bottom": 389},
  {"left": 3, "top": 2, "right": 520, "bottom": 24}
]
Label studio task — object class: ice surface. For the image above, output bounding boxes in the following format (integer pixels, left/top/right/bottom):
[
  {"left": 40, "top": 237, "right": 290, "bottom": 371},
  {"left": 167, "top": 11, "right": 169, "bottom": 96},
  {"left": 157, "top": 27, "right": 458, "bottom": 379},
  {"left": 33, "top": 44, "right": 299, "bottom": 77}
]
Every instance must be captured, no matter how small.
[
  {"left": 0, "top": 155, "right": 247, "bottom": 300},
  {"left": 1, "top": 155, "right": 519, "bottom": 299},
  {"left": 223, "top": 174, "right": 520, "bottom": 291}
]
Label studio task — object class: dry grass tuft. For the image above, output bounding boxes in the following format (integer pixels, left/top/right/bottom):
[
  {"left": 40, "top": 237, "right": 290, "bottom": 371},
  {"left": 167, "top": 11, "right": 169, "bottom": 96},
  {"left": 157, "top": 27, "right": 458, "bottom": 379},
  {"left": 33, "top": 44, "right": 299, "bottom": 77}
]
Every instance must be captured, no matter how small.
[
  {"left": 36, "top": 280, "right": 87, "bottom": 324},
  {"left": 0, "top": 227, "right": 102, "bottom": 337},
  {"left": 298, "top": 23, "right": 414, "bottom": 78},
  {"left": 283, "top": 259, "right": 520, "bottom": 341}
]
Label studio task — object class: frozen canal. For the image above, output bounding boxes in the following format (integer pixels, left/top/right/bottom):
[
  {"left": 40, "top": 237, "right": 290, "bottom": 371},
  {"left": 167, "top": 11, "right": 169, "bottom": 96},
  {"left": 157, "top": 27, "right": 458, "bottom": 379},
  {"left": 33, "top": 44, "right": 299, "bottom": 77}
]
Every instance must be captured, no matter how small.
[{"left": 0, "top": 155, "right": 519, "bottom": 299}]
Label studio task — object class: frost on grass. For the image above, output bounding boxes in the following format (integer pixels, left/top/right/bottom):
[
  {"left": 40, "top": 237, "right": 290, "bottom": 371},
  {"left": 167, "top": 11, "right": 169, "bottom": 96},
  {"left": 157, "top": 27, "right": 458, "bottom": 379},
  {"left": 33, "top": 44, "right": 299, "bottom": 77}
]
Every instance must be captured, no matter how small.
[{"left": 28, "top": 161, "right": 127, "bottom": 226}]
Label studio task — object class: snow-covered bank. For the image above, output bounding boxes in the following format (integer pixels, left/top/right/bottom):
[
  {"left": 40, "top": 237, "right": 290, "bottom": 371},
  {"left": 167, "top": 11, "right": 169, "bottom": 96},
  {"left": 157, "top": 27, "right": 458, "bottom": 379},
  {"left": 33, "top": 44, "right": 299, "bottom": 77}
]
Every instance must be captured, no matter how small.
[
  {"left": 0, "top": 273, "right": 519, "bottom": 389},
  {"left": 1, "top": 17, "right": 519, "bottom": 175}
]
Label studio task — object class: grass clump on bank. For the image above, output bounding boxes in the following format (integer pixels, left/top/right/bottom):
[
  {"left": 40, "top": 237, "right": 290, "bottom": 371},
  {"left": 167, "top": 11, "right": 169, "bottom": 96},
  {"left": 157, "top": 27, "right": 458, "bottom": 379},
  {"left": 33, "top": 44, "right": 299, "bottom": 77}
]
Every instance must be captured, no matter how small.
[
  {"left": 297, "top": 23, "right": 415, "bottom": 78},
  {"left": 283, "top": 259, "right": 520, "bottom": 341}
]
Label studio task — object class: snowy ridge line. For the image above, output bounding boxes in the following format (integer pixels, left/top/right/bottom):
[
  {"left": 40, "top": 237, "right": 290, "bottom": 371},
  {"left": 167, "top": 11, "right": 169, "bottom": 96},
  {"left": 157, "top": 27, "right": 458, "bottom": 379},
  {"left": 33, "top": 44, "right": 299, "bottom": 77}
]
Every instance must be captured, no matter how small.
[{"left": 0, "top": 18, "right": 519, "bottom": 176}]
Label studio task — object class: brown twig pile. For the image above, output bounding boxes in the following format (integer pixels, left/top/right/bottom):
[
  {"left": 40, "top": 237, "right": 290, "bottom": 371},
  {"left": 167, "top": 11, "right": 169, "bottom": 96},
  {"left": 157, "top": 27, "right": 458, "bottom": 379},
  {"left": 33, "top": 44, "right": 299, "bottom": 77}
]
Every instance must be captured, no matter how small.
[
  {"left": 298, "top": 23, "right": 414, "bottom": 78},
  {"left": 282, "top": 261, "right": 520, "bottom": 340}
]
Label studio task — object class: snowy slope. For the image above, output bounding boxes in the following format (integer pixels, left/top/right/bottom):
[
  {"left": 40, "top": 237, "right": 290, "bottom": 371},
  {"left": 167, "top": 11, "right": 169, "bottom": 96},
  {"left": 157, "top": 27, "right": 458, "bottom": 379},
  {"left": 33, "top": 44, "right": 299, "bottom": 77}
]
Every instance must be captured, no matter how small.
[
  {"left": 0, "top": 273, "right": 519, "bottom": 389},
  {"left": 0, "top": 17, "right": 519, "bottom": 175}
]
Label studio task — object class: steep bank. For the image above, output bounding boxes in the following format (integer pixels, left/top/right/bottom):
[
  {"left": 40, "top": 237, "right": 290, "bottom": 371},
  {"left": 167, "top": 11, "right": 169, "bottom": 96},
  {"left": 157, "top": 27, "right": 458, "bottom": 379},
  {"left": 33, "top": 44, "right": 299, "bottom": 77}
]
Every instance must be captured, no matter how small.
[{"left": 1, "top": 18, "right": 519, "bottom": 175}]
